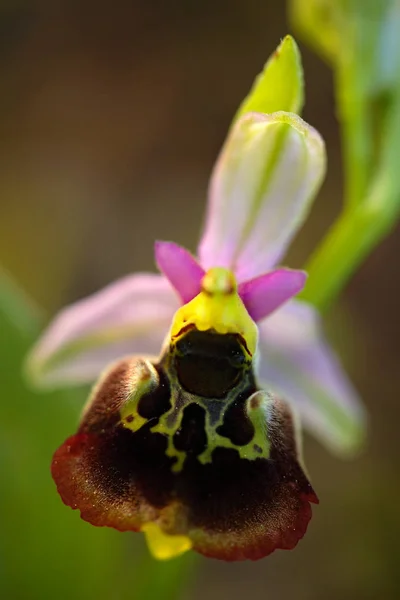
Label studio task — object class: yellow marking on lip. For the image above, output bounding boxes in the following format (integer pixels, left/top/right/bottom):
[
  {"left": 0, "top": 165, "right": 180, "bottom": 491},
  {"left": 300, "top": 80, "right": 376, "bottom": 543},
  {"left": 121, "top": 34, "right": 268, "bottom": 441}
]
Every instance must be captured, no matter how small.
[
  {"left": 150, "top": 420, "right": 187, "bottom": 473},
  {"left": 170, "top": 267, "right": 258, "bottom": 356},
  {"left": 121, "top": 411, "right": 148, "bottom": 433},
  {"left": 119, "top": 360, "right": 159, "bottom": 433},
  {"left": 141, "top": 522, "right": 192, "bottom": 560}
]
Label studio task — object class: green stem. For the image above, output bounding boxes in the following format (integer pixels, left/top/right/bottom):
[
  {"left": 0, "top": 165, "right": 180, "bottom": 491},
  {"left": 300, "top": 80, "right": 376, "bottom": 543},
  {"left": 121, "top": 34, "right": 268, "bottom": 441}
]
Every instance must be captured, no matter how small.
[
  {"left": 301, "top": 173, "right": 399, "bottom": 311},
  {"left": 303, "top": 29, "right": 400, "bottom": 311},
  {"left": 335, "top": 54, "right": 373, "bottom": 210}
]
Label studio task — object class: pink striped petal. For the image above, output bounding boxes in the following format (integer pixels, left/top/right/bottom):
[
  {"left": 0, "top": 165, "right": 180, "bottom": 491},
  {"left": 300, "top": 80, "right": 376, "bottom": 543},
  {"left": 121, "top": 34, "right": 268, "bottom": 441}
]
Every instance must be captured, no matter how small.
[
  {"left": 198, "top": 112, "right": 326, "bottom": 281},
  {"left": 239, "top": 269, "right": 307, "bottom": 322},
  {"left": 26, "top": 274, "right": 179, "bottom": 388},
  {"left": 256, "top": 299, "right": 366, "bottom": 455},
  {"left": 154, "top": 241, "right": 205, "bottom": 303}
]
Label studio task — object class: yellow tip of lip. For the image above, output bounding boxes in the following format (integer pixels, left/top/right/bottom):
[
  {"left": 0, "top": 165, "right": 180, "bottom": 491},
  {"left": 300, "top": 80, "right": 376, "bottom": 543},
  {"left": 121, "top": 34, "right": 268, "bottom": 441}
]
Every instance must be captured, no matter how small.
[{"left": 141, "top": 522, "right": 192, "bottom": 560}]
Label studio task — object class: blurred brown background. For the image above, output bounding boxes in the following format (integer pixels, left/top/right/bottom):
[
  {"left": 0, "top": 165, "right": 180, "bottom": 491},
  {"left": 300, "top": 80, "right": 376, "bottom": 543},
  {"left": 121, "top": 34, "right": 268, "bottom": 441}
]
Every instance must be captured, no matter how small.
[{"left": 0, "top": 1, "right": 399, "bottom": 598}]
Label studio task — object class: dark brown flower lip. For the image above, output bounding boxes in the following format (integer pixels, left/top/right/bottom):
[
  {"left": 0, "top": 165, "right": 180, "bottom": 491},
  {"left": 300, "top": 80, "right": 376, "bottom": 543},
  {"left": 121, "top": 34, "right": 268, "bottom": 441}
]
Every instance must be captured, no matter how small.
[
  {"left": 51, "top": 340, "right": 318, "bottom": 562},
  {"left": 52, "top": 427, "right": 318, "bottom": 561}
]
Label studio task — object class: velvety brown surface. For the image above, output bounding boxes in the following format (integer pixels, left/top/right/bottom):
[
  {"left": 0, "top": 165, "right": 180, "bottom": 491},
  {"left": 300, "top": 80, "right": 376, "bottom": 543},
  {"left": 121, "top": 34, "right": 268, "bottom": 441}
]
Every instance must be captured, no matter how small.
[{"left": 52, "top": 355, "right": 317, "bottom": 561}]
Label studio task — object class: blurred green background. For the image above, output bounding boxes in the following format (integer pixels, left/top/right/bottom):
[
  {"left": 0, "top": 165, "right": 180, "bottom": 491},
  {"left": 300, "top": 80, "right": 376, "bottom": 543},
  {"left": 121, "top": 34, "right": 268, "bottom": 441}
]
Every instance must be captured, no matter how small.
[{"left": 1, "top": 1, "right": 399, "bottom": 599}]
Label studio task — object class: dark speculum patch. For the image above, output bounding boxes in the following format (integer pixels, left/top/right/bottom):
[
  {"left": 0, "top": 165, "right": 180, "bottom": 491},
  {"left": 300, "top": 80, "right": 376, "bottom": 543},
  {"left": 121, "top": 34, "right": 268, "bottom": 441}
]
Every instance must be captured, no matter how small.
[
  {"left": 173, "top": 403, "right": 207, "bottom": 456},
  {"left": 137, "top": 365, "right": 171, "bottom": 419},
  {"left": 216, "top": 391, "right": 255, "bottom": 445},
  {"left": 173, "top": 330, "right": 247, "bottom": 398}
]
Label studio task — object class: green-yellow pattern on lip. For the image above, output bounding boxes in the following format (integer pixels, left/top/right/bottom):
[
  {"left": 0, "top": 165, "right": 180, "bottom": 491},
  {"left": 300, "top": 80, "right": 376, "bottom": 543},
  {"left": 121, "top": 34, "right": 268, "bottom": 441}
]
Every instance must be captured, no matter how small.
[
  {"left": 118, "top": 267, "right": 270, "bottom": 473},
  {"left": 120, "top": 327, "right": 270, "bottom": 473}
]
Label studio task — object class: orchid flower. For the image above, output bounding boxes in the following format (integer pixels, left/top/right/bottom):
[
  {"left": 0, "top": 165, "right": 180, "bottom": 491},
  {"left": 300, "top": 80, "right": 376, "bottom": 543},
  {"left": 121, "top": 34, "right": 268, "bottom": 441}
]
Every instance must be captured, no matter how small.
[{"left": 27, "top": 37, "right": 365, "bottom": 562}]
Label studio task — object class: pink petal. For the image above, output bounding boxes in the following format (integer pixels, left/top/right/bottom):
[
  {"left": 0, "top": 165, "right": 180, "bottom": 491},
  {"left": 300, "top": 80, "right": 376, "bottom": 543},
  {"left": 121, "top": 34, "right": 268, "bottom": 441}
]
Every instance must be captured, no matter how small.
[
  {"left": 239, "top": 269, "right": 306, "bottom": 322},
  {"left": 26, "top": 274, "right": 179, "bottom": 388},
  {"left": 198, "top": 112, "right": 326, "bottom": 281},
  {"left": 256, "top": 299, "right": 366, "bottom": 455},
  {"left": 154, "top": 241, "right": 205, "bottom": 303}
]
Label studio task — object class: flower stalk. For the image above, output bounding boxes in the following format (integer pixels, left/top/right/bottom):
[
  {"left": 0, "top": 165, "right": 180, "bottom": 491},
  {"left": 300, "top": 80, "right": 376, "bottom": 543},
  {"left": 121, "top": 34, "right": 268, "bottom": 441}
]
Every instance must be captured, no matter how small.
[
  {"left": 294, "top": 0, "right": 400, "bottom": 310},
  {"left": 302, "top": 175, "right": 400, "bottom": 310}
]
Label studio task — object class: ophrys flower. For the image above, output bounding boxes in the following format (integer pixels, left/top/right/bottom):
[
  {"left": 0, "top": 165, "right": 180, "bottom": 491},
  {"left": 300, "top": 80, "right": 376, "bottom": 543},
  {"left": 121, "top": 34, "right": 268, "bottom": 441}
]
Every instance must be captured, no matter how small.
[{"left": 27, "top": 37, "right": 365, "bottom": 561}]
